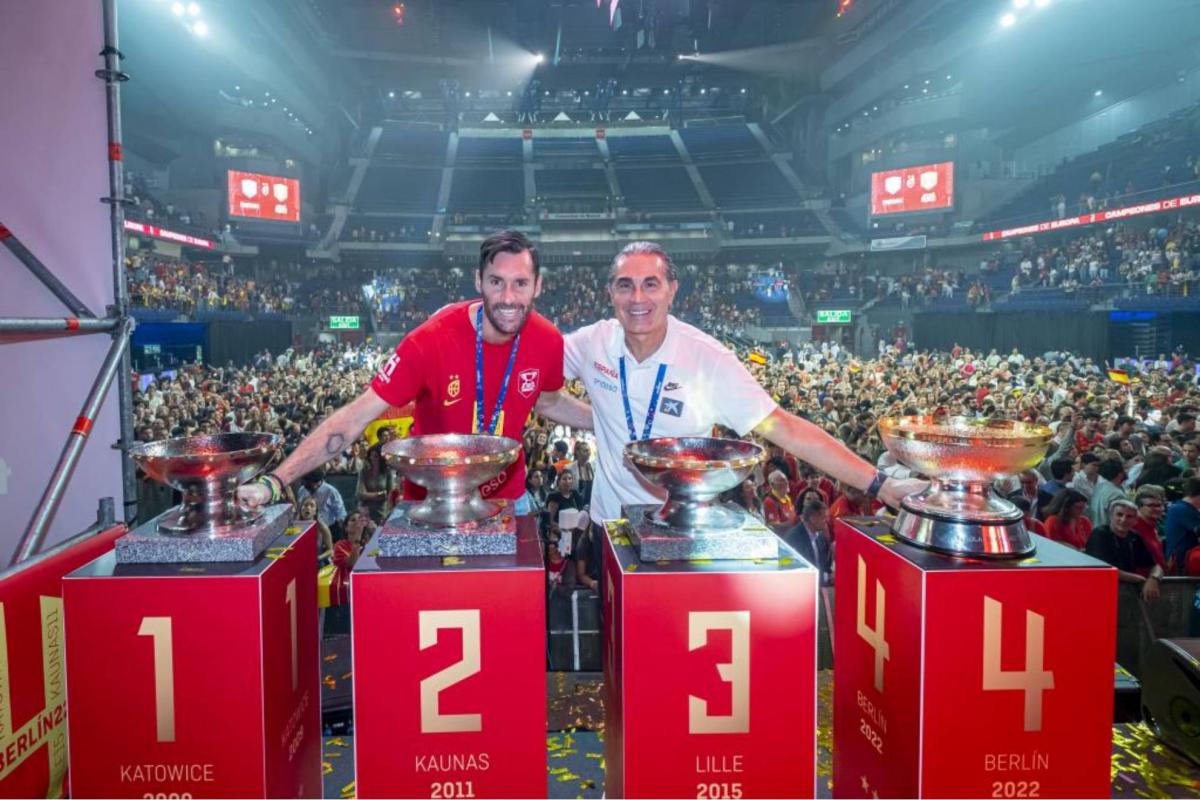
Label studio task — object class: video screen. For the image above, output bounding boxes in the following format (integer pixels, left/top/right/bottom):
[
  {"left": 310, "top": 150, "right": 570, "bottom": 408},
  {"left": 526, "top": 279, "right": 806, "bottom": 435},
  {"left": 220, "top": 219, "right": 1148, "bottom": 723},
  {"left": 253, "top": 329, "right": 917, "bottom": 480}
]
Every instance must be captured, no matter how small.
[
  {"left": 870, "top": 161, "right": 954, "bottom": 216},
  {"left": 227, "top": 170, "right": 301, "bottom": 222}
]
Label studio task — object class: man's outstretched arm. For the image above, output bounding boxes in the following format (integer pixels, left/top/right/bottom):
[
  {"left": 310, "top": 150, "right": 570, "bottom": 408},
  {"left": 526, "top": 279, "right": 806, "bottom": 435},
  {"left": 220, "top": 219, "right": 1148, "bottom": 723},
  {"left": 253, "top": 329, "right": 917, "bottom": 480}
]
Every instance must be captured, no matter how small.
[
  {"left": 239, "top": 387, "right": 392, "bottom": 507},
  {"left": 535, "top": 389, "right": 594, "bottom": 430}
]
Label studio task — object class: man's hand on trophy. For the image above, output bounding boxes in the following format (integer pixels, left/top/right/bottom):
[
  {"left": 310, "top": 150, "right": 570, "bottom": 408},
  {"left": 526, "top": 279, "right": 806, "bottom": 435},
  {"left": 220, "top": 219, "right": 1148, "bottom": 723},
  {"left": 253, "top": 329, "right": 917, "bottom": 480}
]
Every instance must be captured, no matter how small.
[
  {"left": 237, "top": 480, "right": 273, "bottom": 509},
  {"left": 878, "top": 477, "right": 928, "bottom": 510}
]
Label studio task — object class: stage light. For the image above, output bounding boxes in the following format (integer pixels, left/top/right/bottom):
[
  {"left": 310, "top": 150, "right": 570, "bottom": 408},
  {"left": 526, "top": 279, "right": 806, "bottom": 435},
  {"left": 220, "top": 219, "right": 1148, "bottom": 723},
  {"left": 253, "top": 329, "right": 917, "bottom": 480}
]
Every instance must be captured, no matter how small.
[
  {"left": 388, "top": 91, "right": 395, "bottom": 98},
  {"left": 1094, "top": 89, "right": 1103, "bottom": 97},
  {"left": 192, "top": 20, "right": 208, "bottom": 36},
  {"left": 1000, "top": 12, "right": 1017, "bottom": 27},
  {"left": 187, "top": 2, "right": 201, "bottom": 16},
  {"left": 171, "top": 2, "right": 184, "bottom": 16},
  {"left": 234, "top": 85, "right": 240, "bottom": 91},
  {"left": 946, "top": 74, "right": 952, "bottom": 80},
  {"left": 700, "top": 88, "right": 706, "bottom": 94},
  {"left": 1034, "top": 0, "right": 1050, "bottom": 6},
  {"left": 1013, "top": 0, "right": 1029, "bottom": 8},
  {"left": 903, "top": 84, "right": 909, "bottom": 89},
  {"left": 506, "top": 91, "right": 513, "bottom": 96},
  {"left": 664, "top": 89, "right": 670, "bottom": 95},
  {"left": 740, "top": 88, "right": 746, "bottom": 93},
  {"left": 464, "top": 91, "right": 471, "bottom": 97},
  {"left": 534, "top": 52, "right": 545, "bottom": 63}
]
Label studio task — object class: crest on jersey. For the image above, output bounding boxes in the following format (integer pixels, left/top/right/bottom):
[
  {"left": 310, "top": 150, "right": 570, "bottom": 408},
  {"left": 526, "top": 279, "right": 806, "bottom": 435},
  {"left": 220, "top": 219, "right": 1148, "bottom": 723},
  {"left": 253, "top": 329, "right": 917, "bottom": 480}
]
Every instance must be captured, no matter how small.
[
  {"left": 448, "top": 374, "right": 461, "bottom": 398},
  {"left": 518, "top": 368, "right": 540, "bottom": 398}
]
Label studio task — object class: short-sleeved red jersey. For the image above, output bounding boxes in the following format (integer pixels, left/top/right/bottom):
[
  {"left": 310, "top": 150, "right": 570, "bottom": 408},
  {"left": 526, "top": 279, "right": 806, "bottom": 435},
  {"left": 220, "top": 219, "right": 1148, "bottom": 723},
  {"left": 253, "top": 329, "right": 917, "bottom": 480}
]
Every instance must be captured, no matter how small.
[{"left": 370, "top": 301, "right": 565, "bottom": 500}]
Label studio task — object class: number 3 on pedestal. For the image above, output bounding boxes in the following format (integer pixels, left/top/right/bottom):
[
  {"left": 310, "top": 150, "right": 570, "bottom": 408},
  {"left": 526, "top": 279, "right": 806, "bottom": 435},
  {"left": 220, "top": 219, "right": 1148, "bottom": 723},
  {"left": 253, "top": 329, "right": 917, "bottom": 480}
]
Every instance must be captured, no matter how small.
[{"left": 138, "top": 617, "right": 175, "bottom": 743}]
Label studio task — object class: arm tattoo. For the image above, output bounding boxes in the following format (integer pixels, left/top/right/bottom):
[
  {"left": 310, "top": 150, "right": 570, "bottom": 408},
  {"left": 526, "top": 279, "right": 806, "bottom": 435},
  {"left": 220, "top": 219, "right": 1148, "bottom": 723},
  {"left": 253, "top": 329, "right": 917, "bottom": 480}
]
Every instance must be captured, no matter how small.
[{"left": 325, "top": 433, "right": 346, "bottom": 456}]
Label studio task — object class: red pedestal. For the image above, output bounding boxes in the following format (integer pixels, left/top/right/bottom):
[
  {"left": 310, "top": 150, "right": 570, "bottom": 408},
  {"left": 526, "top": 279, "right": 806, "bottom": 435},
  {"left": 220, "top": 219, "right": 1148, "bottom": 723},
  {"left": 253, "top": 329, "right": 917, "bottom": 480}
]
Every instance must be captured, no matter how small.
[
  {"left": 350, "top": 516, "right": 545, "bottom": 799},
  {"left": 832, "top": 518, "right": 1117, "bottom": 799},
  {"left": 0, "top": 526, "right": 123, "bottom": 799},
  {"left": 603, "top": 522, "right": 819, "bottom": 799},
  {"left": 62, "top": 524, "right": 322, "bottom": 799}
]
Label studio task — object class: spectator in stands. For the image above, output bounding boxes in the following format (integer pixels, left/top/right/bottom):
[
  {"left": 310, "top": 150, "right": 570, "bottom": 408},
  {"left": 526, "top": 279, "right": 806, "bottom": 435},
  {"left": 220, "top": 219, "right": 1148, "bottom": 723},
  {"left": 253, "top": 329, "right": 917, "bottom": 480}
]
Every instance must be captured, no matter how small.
[
  {"left": 356, "top": 443, "right": 394, "bottom": 524},
  {"left": 1070, "top": 452, "right": 1102, "bottom": 499},
  {"left": 1175, "top": 440, "right": 1199, "bottom": 473},
  {"left": 572, "top": 440, "right": 595, "bottom": 505},
  {"left": 546, "top": 469, "right": 587, "bottom": 538},
  {"left": 570, "top": 511, "right": 602, "bottom": 593},
  {"left": 1009, "top": 469, "right": 1053, "bottom": 521},
  {"left": 330, "top": 510, "right": 375, "bottom": 611},
  {"left": 296, "top": 496, "right": 334, "bottom": 563},
  {"left": 298, "top": 469, "right": 348, "bottom": 534},
  {"left": 782, "top": 498, "right": 833, "bottom": 585},
  {"left": 521, "top": 470, "right": 549, "bottom": 525},
  {"left": 1010, "top": 495, "right": 1046, "bottom": 537},
  {"left": 1164, "top": 477, "right": 1200, "bottom": 575},
  {"left": 762, "top": 470, "right": 798, "bottom": 532},
  {"left": 1043, "top": 489, "right": 1092, "bottom": 550},
  {"left": 1042, "top": 458, "right": 1076, "bottom": 498},
  {"left": 1085, "top": 499, "right": 1163, "bottom": 599},
  {"left": 1132, "top": 485, "right": 1168, "bottom": 570},
  {"left": 545, "top": 536, "right": 572, "bottom": 593}
]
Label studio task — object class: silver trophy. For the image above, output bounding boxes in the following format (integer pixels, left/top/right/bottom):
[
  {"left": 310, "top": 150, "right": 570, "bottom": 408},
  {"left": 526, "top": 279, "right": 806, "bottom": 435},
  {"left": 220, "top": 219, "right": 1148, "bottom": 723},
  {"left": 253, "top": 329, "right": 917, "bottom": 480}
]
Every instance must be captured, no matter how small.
[
  {"left": 879, "top": 416, "right": 1053, "bottom": 558},
  {"left": 620, "top": 436, "right": 776, "bottom": 561},
  {"left": 116, "top": 433, "right": 293, "bottom": 563},
  {"left": 379, "top": 433, "right": 521, "bottom": 557}
]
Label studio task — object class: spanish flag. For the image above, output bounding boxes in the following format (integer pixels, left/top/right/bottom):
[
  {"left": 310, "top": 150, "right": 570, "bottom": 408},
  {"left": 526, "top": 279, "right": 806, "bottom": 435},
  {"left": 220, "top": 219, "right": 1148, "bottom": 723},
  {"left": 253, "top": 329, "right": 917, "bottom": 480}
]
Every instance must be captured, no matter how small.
[
  {"left": 1107, "top": 369, "right": 1132, "bottom": 385},
  {"left": 748, "top": 351, "right": 768, "bottom": 365}
]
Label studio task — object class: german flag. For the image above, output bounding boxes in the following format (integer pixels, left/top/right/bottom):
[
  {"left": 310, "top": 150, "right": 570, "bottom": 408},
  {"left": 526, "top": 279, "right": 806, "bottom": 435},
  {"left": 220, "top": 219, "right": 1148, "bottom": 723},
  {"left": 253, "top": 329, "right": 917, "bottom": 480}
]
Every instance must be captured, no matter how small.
[
  {"left": 748, "top": 351, "right": 768, "bottom": 365},
  {"left": 1107, "top": 369, "right": 1132, "bottom": 385}
]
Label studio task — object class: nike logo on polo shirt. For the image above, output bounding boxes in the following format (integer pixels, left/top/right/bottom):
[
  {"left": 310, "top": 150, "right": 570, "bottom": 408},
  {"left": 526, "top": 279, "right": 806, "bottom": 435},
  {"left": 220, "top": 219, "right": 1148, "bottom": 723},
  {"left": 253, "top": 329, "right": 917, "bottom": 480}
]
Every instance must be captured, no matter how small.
[{"left": 443, "top": 397, "right": 463, "bottom": 406}]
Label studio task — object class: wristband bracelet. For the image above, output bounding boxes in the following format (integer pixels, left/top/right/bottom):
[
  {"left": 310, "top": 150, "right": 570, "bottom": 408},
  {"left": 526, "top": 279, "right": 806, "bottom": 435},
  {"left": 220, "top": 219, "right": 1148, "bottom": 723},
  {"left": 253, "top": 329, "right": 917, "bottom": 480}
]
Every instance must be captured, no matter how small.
[
  {"left": 866, "top": 470, "right": 888, "bottom": 499},
  {"left": 254, "top": 473, "right": 284, "bottom": 503}
]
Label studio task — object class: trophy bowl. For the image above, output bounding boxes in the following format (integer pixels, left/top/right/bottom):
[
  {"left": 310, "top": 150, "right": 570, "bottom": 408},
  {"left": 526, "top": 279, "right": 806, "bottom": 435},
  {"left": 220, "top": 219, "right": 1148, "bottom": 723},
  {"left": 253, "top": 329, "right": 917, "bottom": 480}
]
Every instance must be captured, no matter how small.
[
  {"left": 128, "top": 432, "right": 282, "bottom": 534},
  {"left": 383, "top": 433, "right": 520, "bottom": 527},
  {"left": 625, "top": 436, "right": 765, "bottom": 531},
  {"left": 878, "top": 416, "right": 1054, "bottom": 558}
]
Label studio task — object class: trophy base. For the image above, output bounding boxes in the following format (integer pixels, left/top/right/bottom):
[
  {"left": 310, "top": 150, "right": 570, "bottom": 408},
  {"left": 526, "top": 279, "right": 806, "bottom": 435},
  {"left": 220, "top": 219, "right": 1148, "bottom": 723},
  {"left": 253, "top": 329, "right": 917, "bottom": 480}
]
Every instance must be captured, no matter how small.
[
  {"left": 377, "top": 500, "right": 517, "bottom": 557},
  {"left": 621, "top": 503, "right": 778, "bottom": 562},
  {"left": 892, "top": 488, "right": 1034, "bottom": 558},
  {"left": 115, "top": 503, "right": 294, "bottom": 563}
]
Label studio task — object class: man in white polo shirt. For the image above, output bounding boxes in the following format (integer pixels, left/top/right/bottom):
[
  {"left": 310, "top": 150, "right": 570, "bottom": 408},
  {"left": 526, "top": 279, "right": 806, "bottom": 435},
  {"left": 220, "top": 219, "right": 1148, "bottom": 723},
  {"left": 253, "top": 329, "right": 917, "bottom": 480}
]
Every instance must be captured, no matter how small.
[{"left": 565, "top": 242, "right": 926, "bottom": 523}]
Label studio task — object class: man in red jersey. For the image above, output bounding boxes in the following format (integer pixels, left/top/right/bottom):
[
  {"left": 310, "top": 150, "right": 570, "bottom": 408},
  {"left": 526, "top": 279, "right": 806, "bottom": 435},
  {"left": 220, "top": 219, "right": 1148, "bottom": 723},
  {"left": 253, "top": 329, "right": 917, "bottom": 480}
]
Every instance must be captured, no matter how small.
[{"left": 238, "top": 230, "right": 590, "bottom": 514}]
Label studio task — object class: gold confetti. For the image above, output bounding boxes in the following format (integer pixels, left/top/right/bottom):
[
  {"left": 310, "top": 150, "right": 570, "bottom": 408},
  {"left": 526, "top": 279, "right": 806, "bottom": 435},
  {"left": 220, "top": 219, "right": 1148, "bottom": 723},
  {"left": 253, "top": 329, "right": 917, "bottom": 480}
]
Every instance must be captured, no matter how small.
[
  {"left": 367, "top": 548, "right": 381, "bottom": 557},
  {"left": 323, "top": 653, "right": 338, "bottom": 662},
  {"left": 285, "top": 527, "right": 301, "bottom": 535},
  {"left": 779, "top": 557, "right": 794, "bottom": 566},
  {"left": 556, "top": 772, "right": 580, "bottom": 782},
  {"left": 322, "top": 762, "right": 333, "bottom": 776},
  {"left": 327, "top": 737, "right": 350, "bottom": 747},
  {"left": 874, "top": 534, "right": 898, "bottom": 545},
  {"left": 549, "top": 767, "right": 570, "bottom": 775},
  {"left": 625, "top": 563, "right": 639, "bottom": 571},
  {"left": 179, "top": 566, "right": 207, "bottom": 573},
  {"left": 341, "top": 671, "right": 353, "bottom": 680},
  {"left": 443, "top": 556, "right": 465, "bottom": 566},
  {"left": 1018, "top": 557, "right": 1041, "bottom": 566},
  {"left": 580, "top": 779, "right": 596, "bottom": 789}
]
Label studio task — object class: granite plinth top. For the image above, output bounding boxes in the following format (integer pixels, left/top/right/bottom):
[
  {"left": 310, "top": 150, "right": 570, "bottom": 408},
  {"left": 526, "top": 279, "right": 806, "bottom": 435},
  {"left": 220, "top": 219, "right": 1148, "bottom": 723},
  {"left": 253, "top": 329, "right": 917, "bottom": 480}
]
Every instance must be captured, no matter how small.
[{"left": 114, "top": 503, "right": 294, "bottom": 564}]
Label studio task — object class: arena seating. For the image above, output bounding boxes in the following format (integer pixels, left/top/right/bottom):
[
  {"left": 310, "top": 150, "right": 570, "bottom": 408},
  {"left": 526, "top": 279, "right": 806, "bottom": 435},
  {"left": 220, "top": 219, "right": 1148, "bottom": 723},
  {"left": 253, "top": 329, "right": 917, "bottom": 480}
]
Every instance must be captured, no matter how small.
[
  {"left": 535, "top": 168, "right": 610, "bottom": 198},
  {"left": 678, "top": 124, "right": 764, "bottom": 161},
  {"left": 724, "top": 210, "right": 825, "bottom": 238},
  {"left": 447, "top": 168, "right": 525, "bottom": 212},
  {"left": 456, "top": 136, "right": 523, "bottom": 163},
  {"left": 700, "top": 162, "right": 800, "bottom": 208},
  {"left": 614, "top": 165, "right": 703, "bottom": 210},
  {"left": 373, "top": 122, "right": 448, "bottom": 161},
  {"left": 357, "top": 165, "right": 441, "bottom": 212},
  {"left": 605, "top": 135, "right": 680, "bottom": 162}
]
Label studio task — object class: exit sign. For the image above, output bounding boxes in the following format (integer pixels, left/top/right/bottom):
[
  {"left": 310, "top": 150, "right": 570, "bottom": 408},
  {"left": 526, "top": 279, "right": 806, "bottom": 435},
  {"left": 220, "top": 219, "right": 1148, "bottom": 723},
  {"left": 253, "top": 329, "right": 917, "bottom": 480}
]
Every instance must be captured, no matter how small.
[
  {"left": 816, "top": 309, "right": 853, "bottom": 324},
  {"left": 329, "top": 315, "right": 360, "bottom": 330}
]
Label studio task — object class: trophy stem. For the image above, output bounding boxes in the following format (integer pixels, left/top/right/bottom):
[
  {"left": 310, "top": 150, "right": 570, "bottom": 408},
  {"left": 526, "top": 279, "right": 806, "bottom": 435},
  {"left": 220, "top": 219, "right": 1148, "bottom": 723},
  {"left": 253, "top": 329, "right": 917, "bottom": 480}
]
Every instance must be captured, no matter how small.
[{"left": 408, "top": 489, "right": 497, "bottom": 527}]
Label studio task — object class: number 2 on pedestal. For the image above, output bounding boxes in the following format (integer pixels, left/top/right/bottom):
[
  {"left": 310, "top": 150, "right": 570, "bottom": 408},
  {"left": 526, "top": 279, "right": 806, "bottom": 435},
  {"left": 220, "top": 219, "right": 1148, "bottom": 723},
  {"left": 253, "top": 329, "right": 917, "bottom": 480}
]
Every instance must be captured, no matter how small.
[
  {"left": 418, "top": 610, "right": 482, "bottom": 733},
  {"left": 138, "top": 617, "right": 175, "bottom": 743}
]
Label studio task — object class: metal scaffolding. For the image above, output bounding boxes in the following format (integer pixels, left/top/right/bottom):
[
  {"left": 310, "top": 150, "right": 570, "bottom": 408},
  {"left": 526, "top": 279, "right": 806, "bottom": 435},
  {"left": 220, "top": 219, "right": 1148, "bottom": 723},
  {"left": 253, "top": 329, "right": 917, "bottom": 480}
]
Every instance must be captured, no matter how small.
[{"left": 3, "top": 0, "right": 136, "bottom": 565}]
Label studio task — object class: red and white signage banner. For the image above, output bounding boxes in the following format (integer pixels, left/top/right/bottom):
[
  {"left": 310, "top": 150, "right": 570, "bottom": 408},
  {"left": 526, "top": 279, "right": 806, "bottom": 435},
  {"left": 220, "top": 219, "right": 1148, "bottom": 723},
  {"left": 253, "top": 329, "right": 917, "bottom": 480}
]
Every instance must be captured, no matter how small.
[
  {"left": 981, "top": 192, "right": 1200, "bottom": 241},
  {"left": 123, "top": 220, "right": 214, "bottom": 249},
  {"left": 870, "top": 161, "right": 955, "bottom": 216},
  {"left": 227, "top": 170, "right": 301, "bottom": 223}
]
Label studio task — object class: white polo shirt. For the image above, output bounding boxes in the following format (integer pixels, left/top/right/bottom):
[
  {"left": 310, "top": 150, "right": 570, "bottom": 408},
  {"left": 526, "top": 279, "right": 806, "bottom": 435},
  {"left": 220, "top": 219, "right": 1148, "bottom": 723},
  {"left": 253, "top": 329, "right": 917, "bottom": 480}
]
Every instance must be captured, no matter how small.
[{"left": 564, "top": 315, "right": 778, "bottom": 522}]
